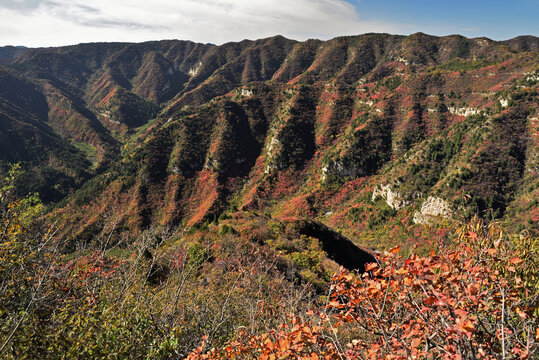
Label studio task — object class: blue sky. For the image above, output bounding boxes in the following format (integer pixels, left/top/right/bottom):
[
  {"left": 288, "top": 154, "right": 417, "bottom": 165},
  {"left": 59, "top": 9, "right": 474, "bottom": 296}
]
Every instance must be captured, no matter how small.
[
  {"left": 0, "top": 0, "right": 537, "bottom": 47},
  {"left": 345, "top": 0, "right": 539, "bottom": 40}
]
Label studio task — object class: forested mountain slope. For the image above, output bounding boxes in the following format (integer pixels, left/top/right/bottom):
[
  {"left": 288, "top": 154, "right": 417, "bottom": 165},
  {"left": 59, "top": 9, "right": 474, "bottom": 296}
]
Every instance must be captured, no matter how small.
[
  {"left": 0, "top": 33, "right": 537, "bottom": 246},
  {"left": 0, "top": 32, "right": 538, "bottom": 359}
]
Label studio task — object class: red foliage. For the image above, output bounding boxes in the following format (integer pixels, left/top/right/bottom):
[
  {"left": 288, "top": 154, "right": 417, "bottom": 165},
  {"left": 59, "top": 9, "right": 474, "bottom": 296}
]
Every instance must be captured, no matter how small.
[
  {"left": 186, "top": 169, "right": 220, "bottom": 226},
  {"left": 187, "top": 223, "right": 537, "bottom": 359}
]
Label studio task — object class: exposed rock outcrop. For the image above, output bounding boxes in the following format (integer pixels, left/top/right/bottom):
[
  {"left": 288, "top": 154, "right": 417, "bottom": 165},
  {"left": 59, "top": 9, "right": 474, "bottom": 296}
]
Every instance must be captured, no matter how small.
[
  {"left": 321, "top": 159, "right": 365, "bottom": 182},
  {"left": 413, "top": 196, "right": 453, "bottom": 225},
  {"left": 372, "top": 184, "right": 411, "bottom": 210},
  {"left": 447, "top": 106, "right": 480, "bottom": 117}
]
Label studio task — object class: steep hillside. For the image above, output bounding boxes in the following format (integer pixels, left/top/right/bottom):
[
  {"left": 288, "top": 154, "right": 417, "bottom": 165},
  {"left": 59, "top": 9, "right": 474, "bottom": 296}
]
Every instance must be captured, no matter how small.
[
  {"left": 0, "top": 46, "right": 27, "bottom": 64},
  {"left": 0, "top": 33, "right": 537, "bottom": 359},
  {"left": 0, "top": 68, "right": 94, "bottom": 202},
  {"left": 0, "top": 33, "right": 537, "bottom": 247}
]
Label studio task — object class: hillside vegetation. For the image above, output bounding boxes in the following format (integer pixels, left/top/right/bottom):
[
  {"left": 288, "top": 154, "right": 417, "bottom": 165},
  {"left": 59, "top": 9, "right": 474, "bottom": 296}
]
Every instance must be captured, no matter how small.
[{"left": 0, "top": 33, "right": 537, "bottom": 358}]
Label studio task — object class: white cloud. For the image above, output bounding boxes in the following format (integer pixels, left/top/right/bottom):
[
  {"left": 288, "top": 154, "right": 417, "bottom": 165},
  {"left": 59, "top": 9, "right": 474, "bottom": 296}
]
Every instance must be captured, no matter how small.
[{"left": 0, "top": 0, "right": 416, "bottom": 47}]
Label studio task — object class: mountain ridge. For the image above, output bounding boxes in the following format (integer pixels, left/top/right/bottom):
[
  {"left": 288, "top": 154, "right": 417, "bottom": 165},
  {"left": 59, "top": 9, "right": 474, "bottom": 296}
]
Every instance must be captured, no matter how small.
[
  {"left": 2, "top": 32, "right": 538, "bottom": 53},
  {"left": 0, "top": 32, "right": 537, "bottom": 248}
]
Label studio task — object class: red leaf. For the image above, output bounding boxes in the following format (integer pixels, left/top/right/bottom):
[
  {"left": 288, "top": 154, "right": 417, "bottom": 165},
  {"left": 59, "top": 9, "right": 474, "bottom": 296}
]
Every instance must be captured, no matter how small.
[
  {"left": 390, "top": 245, "right": 400, "bottom": 255},
  {"left": 425, "top": 296, "right": 437, "bottom": 305}
]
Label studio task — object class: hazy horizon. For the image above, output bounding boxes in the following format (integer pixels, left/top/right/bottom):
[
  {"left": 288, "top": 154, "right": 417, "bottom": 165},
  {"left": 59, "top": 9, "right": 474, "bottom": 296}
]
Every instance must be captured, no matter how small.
[{"left": 3, "top": 32, "right": 539, "bottom": 50}]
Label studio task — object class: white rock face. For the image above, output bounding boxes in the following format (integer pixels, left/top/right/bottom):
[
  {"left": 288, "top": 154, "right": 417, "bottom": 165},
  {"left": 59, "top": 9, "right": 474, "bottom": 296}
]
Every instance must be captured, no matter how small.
[
  {"left": 525, "top": 72, "right": 538, "bottom": 82},
  {"left": 372, "top": 184, "right": 410, "bottom": 210},
  {"left": 264, "top": 135, "right": 281, "bottom": 174},
  {"left": 321, "top": 160, "right": 364, "bottom": 182},
  {"left": 241, "top": 89, "right": 253, "bottom": 97},
  {"left": 477, "top": 39, "right": 489, "bottom": 47},
  {"left": 499, "top": 99, "right": 509, "bottom": 108},
  {"left": 188, "top": 61, "right": 202, "bottom": 77},
  {"left": 421, "top": 196, "right": 452, "bottom": 217},
  {"left": 99, "top": 110, "right": 120, "bottom": 124},
  {"left": 357, "top": 99, "right": 374, "bottom": 106},
  {"left": 413, "top": 196, "right": 452, "bottom": 225},
  {"left": 267, "top": 135, "right": 280, "bottom": 156},
  {"left": 320, "top": 165, "right": 329, "bottom": 182},
  {"left": 265, "top": 164, "right": 277, "bottom": 174},
  {"left": 98, "top": 110, "right": 111, "bottom": 119},
  {"left": 395, "top": 56, "right": 409, "bottom": 65},
  {"left": 447, "top": 106, "right": 480, "bottom": 117}
]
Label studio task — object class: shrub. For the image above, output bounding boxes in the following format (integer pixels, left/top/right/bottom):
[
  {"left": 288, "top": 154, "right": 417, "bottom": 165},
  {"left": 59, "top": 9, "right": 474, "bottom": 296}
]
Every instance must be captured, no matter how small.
[{"left": 188, "top": 217, "right": 537, "bottom": 359}]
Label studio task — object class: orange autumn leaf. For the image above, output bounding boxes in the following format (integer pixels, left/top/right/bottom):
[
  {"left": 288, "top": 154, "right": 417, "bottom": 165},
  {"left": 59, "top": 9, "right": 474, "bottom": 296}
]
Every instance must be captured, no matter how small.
[
  {"left": 510, "top": 257, "right": 523, "bottom": 265},
  {"left": 365, "top": 262, "right": 378, "bottom": 271},
  {"left": 411, "top": 338, "right": 421, "bottom": 348},
  {"left": 456, "top": 318, "right": 475, "bottom": 333},
  {"left": 396, "top": 267, "right": 408, "bottom": 275},
  {"left": 279, "top": 339, "right": 289, "bottom": 352}
]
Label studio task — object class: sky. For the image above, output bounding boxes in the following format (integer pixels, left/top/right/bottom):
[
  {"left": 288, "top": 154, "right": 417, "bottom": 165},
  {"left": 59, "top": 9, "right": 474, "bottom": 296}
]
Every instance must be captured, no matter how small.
[{"left": 1, "top": 0, "right": 537, "bottom": 47}]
